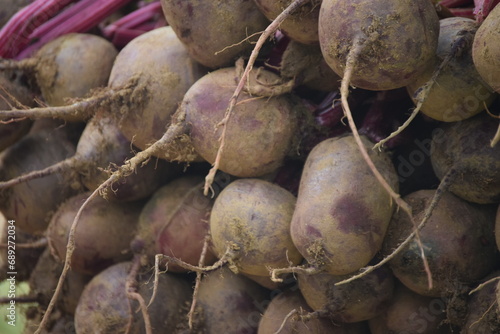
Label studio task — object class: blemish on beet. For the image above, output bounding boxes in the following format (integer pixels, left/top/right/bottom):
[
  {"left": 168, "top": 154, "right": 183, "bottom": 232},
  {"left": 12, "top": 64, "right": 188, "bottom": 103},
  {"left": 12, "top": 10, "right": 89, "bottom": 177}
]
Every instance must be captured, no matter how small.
[
  {"left": 306, "top": 224, "right": 322, "bottom": 238},
  {"left": 181, "top": 28, "right": 191, "bottom": 39},
  {"left": 331, "top": 195, "right": 380, "bottom": 236}
]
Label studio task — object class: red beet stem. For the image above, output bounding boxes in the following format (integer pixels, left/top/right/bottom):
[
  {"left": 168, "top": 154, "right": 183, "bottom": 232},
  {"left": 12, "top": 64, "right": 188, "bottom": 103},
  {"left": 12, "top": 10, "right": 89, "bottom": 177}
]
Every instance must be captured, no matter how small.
[
  {"left": 474, "top": 0, "right": 500, "bottom": 22},
  {"left": 29, "top": 0, "right": 100, "bottom": 40},
  {"left": 448, "top": 6, "right": 475, "bottom": 18},
  {"left": 314, "top": 91, "right": 343, "bottom": 127},
  {"left": 0, "top": 0, "right": 76, "bottom": 58},
  {"left": 109, "top": 27, "right": 148, "bottom": 47},
  {"left": 102, "top": 1, "right": 162, "bottom": 38},
  {"left": 16, "top": 0, "right": 133, "bottom": 59},
  {"left": 439, "top": 0, "right": 473, "bottom": 7}
]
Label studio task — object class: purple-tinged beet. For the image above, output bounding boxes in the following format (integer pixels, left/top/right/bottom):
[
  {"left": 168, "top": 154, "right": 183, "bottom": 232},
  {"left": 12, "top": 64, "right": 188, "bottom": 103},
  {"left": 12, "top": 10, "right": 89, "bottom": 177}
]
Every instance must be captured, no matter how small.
[
  {"left": 29, "top": 248, "right": 91, "bottom": 316},
  {"left": 369, "top": 283, "right": 452, "bottom": 334},
  {"left": 298, "top": 265, "right": 395, "bottom": 323},
  {"left": 460, "top": 272, "right": 500, "bottom": 333},
  {"left": 258, "top": 290, "right": 370, "bottom": 334},
  {"left": 253, "top": 0, "right": 321, "bottom": 44},
  {"left": 183, "top": 66, "right": 299, "bottom": 178},
  {"left": 0, "top": 70, "right": 34, "bottom": 151},
  {"left": 47, "top": 191, "right": 142, "bottom": 275},
  {"left": 109, "top": 26, "right": 206, "bottom": 159},
  {"left": 0, "top": 128, "right": 80, "bottom": 234},
  {"left": 0, "top": 115, "right": 181, "bottom": 202},
  {"left": 319, "top": 0, "right": 440, "bottom": 91},
  {"left": 191, "top": 266, "right": 269, "bottom": 333},
  {"left": 74, "top": 261, "right": 192, "bottom": 334},
  {"left": 430, "top": 112, "right": 500, "bottom": 204},
  {"left": 406, "top": 17, "right": 496, "bottom": 122},
  {"left": 383, "top": 189, "right": 499, "bottom": 297},
  {"left": 290, "top": 135, "right": 399, "bottom": 275},
  {"left": 279, "top": 39, "right": 341, "bottom": 92},
  {"left": 210, "top": 178, "right": 302, "bottom": 277},
  {"left": 160, "top": 0, "right": 269, "bottom": 68},
  {"left": 1, "top": 33, "right": 117, "bottom": 112},
  {"left": 472, "top": 3, "right": 500, "bottom": 93},
  {"left": 132, "top": 175, "right": 216, "bottom": 272}
]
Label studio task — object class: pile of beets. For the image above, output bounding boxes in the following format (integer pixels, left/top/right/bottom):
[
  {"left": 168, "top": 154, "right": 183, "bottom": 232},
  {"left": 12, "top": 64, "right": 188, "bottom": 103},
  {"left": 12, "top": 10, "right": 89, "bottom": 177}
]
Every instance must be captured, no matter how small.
[{"left": 1, "top": 0, "right": 500, "bottom": 333}]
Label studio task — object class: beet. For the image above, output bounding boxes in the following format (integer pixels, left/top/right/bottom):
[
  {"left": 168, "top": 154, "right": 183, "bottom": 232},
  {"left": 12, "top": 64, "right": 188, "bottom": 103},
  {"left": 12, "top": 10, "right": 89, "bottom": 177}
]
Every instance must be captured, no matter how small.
[
  {"left": 191, "top": 266, "right": 269, "bottom": 333},
  {"left": 74, "top": 261, "right": 192, "bottom": 333},
  {"left": 318, "top": 0, "right": 439, "bottom": 91},
  {"left": 258, "top": 290, "right": 368, "bottom": 334},
  {"left": 430, "top": 112, "right": 500, "bottom": 204},
  {"left": 29, "top": 33, "right": 117, "bottom": 108},
  {"left": 406, "top": 17, "right": 495, "bottom": 122},
  {"left": 290, "top": 135, "right": 399, "bottom": 275},
  {"left": 47, "top": 192, "right": 142, "bottom": 275},
  {"left": 183, "top": 66, "right": 299, "bottom": 177},
  {"left": 383, "top": 189, "right": 499, "bottom": 297},
  {"left": 1, "top": 33, "right": 117, "bottom": 113},
  {"left": 160, "top": 0, "right": 269, "bottom": 68},
  {"left": 298, "top": 265, "right": 395, "bottom": 323},
  {"left": 109, "top": 26, "right": 206, "bottom": 158},
  {"left": 369, "top": 283, "right": 452, "bottom": 334},
  {"left": 132, "top": 175, "right": 216, "bottom": 272},
  {"left": 253, "top": 0, "right": 320, "bottom": 44},
  {"left": 472, "top": 3, "right": 500, "bottom": 93},
  {"left": 0, "top": 128, "right": 80, "bottom": 234},
  {"left": 461, "top": 272, "right": 500, "bottom": 333},
  {"left": 0, "top": 70, "right": 34, "bottom": 151},
  {"left": 29, "top": 248, "right": 91, "bottom": 316},
  {"left": 210, "top": 178, "right": 302, "bottom": 277}
]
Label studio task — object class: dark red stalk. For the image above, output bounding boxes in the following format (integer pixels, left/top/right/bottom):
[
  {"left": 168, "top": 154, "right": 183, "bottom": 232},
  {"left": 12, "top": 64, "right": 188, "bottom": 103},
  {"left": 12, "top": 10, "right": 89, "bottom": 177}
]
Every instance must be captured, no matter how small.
[
  {"left": 16, "top": 0, "right": 133, "bottom": 59},
  {"left": 0, "top": 0, "right": 76, "bottom": 58},
  {"left": 102, "top": 1, "right": 162, "bottom": 38},
  {"left": 28, "top": 0, "right": 100, "bottom": 41},
  {"left": 439, "top": 0, "right": 473, "bottom": 7},
  {"left": 108, "top": 20, "right": 166, "bottom": 47},
  {"left": 264, "top": 31, "right": 290, "bottom": 72},
  {"left": 359, "top": 89, "right": 416, "bottom": 149},
  {"left": 448, "top": 6, "right": 475, "bottom": 18},
  {"left": 314, "top": 91, "right": 343, "bottom": 127},
  {"left": 474, "top": 0, "right": 500, "bottom": 22}
]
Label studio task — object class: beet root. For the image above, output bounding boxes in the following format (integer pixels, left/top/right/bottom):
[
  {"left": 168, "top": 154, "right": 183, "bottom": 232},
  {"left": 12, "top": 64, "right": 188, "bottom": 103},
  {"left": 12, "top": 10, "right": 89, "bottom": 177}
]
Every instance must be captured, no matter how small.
[
  {"left": 460, "top": 272, "right": 500, "bottom": 334},
  {"left": 209, "top": 178, "right": 302, "bottom": 277},
  {"left": 74, "top": 261, "right": 192, "bottom": 334},
  {"left": 0, "top": 70, "right": 34, "bottom": 151},
  {"left": 46, "top": 192, "right": 142, "bottom": 275},
  {"left": 31, "top": 33, "right": 118, "bottom": 108},
  {"left": 28, "top": 248, "right": 91, "bottom": 316},
  {"left": 369, "top": 283, "right": 452, "bottom": 334},
  {"left": 253, "top": 0, "right": 321, "bottom": 44},
  {"left": 406, "top": 17, "right": 496, "bottom": 122},
  {"left": 430, "top": 112, "right": 500, "bottom": 204},
  {"left": 383, "top": 189, "right": 499, "bottom": 297},
  {"left": 298, "top": 265, "right": 395, "bottom": 323},
  {"left": 191, "top": 266, "right": 269, "bottom": 333},
  {"left": 258, "top": 290, "right": 369, "bottom": 334},
  {"left": 76, "top": 115, "right": 182, "bottom": 202},
  {"left": 160, "top": 0, "right": 269, "bottom": 68},
  {"left": 472, "top": 3, "right": 500, "bottom": 93},
  {"left": 318, "top": 0, "right": 439, "bottom": 91},
  {"left": 109, "top": 26, "right": 206, "bottom": 161},
  {"left": 132, "top": 175, "right": 216, "bottom": 272},
  {"left": 290, "top": 135, "right": 399, "bottom": 275},
  {"left": 0, "top": 128, "right": 80, "bottom": 234},
  {"left": 183, "top": 66, "right": 299, "bottom": 178}
]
